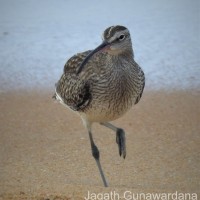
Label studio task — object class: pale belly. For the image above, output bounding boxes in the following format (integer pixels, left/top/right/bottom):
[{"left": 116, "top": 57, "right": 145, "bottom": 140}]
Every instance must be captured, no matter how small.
[{"left": 79, "top": 97, "right": 134, "bottom": 123}]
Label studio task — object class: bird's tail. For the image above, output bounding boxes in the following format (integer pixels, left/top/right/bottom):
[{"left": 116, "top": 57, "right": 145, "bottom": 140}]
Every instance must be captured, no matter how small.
[
  {"left": 52, "top": 82, "right": 58, "bottom": 100},
  {"left": 52, "top": 93, "right": 57, "bottom": 100}
]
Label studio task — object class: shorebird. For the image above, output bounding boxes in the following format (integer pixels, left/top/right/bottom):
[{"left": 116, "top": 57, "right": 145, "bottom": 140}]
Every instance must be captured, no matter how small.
[{"left": 53, "top": 25, "right": 145, "bottom": 187}]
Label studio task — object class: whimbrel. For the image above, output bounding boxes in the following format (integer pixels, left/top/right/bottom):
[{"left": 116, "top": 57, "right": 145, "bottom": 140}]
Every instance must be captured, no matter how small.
[{"left": 53, "top": 25, "right": 145, "bottom": 187}]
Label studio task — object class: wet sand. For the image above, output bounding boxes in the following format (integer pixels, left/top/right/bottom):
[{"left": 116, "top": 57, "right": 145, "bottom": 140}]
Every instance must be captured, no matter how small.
[{"left": 0, "top": 89, "right": 199, "bottom": 199}]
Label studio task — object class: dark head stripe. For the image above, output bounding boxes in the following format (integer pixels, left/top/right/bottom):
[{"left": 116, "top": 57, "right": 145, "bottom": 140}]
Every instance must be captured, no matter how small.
[{"left": 104, "top": 25, "right": 127, "bottom": 39}]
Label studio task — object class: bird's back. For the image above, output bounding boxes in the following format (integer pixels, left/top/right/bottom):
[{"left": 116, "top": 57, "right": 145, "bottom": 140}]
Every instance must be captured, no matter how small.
[
  {"left": 54, "top": 50, "right": 94, "bottom": 112},
  {"left": 63, "top": 50, "right": 92, "bottom": 74}
]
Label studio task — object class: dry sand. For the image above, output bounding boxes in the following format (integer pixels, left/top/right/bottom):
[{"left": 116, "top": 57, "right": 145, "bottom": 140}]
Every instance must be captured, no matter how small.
[{"left": 0, "top": 89, "right": 199, "bottom": 199}]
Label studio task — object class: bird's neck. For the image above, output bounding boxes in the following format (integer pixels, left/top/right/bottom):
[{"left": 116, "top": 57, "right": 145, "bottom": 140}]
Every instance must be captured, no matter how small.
[
  {"left": 106, "top": 48, "right": 134, "bottom": 58},
  {"left": 107, "top": 49, "right": 134, "bottom": 69}
]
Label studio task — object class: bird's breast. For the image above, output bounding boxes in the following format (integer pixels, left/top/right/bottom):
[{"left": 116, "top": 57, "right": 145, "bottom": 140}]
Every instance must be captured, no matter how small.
[{"left": 83, "top": 72, "right": 136, "bottom": 122}]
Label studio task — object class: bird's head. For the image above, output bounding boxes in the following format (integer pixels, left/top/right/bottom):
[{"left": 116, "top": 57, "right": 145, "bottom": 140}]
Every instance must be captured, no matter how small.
[
  {"left": 77, "top": 25, "right": 133, "bottom": 74},
  {"left": 101, "top": 25, "right": 133, "bottom": 55}
]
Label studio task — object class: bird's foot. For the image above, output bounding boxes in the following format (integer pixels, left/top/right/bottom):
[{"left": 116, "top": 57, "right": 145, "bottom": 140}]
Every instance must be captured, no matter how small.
[{"left": 116, "top": 128, "right": 126, "bottom": 158}]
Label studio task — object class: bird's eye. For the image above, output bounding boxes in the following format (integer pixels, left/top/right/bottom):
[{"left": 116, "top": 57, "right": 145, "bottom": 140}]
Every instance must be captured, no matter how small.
[{"left": 118, "top": 34, "right": 125, "bottom": 41}]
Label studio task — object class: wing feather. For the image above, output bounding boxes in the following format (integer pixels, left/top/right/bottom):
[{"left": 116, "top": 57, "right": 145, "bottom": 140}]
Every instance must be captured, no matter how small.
[{"left": 54, "top": 51, "right": 92, "bottom": 111}]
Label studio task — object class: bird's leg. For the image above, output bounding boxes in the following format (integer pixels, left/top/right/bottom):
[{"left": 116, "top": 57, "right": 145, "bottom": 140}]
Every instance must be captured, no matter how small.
[
  {"left": 88, "top": 131, "right": 108, "bottom": 187},
  {"left": 84, "top": 121, "right": 108, "bottom": 187},
  {"left": 100, "top": 122, "right": 126, "bottom": 158},
  {"left": 88, "top": 131, "right": 100, "bottom": 160}
]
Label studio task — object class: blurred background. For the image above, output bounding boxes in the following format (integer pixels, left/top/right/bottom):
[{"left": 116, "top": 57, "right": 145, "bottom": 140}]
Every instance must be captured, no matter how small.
[{"left": 0, "top": 0, "right": 199, "bottom": 92}]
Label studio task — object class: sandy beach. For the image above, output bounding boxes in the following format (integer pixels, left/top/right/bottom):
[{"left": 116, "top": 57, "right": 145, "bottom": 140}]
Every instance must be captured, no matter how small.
[{"left": 0, "top": 89, "right": 199, "bottom": 199}]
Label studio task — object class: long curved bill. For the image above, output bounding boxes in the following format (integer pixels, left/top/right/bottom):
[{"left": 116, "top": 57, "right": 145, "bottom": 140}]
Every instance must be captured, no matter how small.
[{"left": 76, "top": 41, "right": 109, "bottom": 75}]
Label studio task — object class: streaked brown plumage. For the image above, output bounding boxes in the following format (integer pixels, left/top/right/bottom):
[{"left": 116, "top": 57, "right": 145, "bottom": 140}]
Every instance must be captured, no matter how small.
[{"left": 53, "top": 25, "right": 145, "bottom": 187}]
